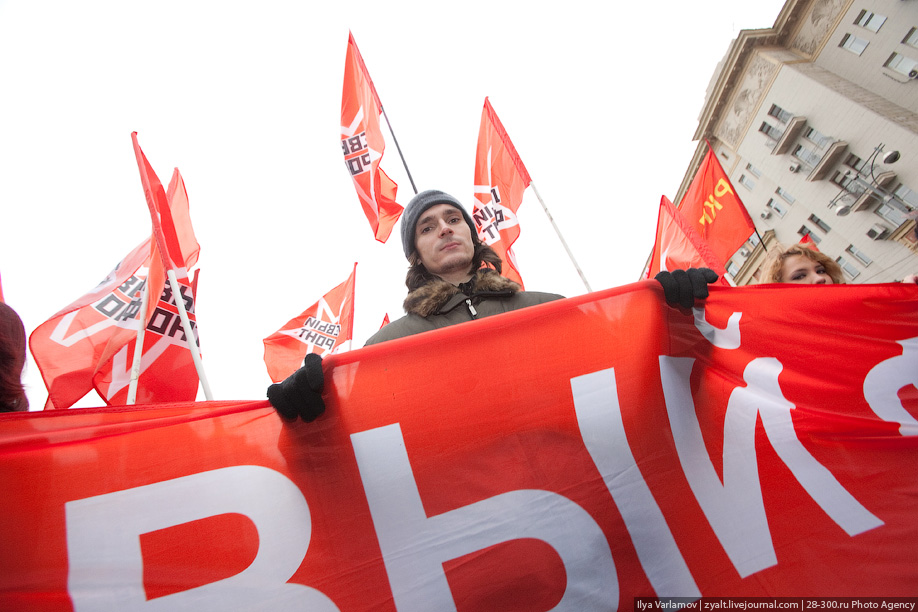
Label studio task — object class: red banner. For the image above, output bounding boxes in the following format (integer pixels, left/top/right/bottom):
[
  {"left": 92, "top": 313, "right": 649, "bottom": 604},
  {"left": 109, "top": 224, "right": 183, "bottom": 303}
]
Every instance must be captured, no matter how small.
[
  {"left": 646, "top": 196, "right": 729, "bottom": 281},
  {"left": 262, "top": 264, "right": 357, "bottom": 382},
  {"left": 341, "top": 32, "right": 402, "bottom": 243},
  {"left": 4, "top": 283, "right": 917, "bottom": 609},
  {"left": 472, "top": 97, "right": 530, "bottom": 288},
  {"left": 678, "top": 147, "right": 756, "bottom": 265}
]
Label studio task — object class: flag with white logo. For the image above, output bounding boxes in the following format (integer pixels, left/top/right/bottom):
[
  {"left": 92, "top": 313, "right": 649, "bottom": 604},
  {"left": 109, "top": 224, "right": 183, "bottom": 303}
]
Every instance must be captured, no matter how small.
[
  {"left": 341, "top": 33, "right": 402, "bottom": 243},
  {"left": 472, "top": 97, "right": 529, "bottom": 288},
  {"left": 263, "top": 264, "right": 357, "bottom": 382}
]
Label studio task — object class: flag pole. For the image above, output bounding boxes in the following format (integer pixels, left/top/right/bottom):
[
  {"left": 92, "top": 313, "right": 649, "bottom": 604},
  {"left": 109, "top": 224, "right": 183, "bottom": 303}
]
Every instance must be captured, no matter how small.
[
  {"left": 126, "top": 275, "right": 152, "bottom": 405},
  {"left": 380, "top": 107, "right": 417, "bottom": 195},
  {"left": 529, "top": 181, "right": 592, "bottom": 293},
  {"left": 167, "top": 269, "right": 213, "bottom": 401}
]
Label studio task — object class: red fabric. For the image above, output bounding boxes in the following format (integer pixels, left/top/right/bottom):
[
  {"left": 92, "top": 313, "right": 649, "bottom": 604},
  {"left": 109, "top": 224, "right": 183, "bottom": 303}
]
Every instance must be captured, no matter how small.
[
  {"left": 132, "top": 134, "right": 200, "bottom": 277},
  {"left": 678, "top": 147, "right": 756, "bottom": 264},
  {"left": 28, "top": 238, "right": 165, "bottom": 409},
  {"left": 646, "top": 196, "right": 729, "bottom": 282},
  {"left": 6, "top": 283, "right": 917, "bottom": 608},
  {"left": 799, "top": 234, "right": 821, "bottom": 251},
  {"left": 263, "top": 264, "right": 357, "bottom": 382},
  {"left": 473, "top": 98, "right": 530, "bottom": 288},
  {"left": 380, "top": 313, "right": 390, "bottom": 329},
  {"left": 341, "top": 33, "right": 402, "bottom": 243},
  {"left": 29, "top": 161, "right": 201, "bottom": 409}
]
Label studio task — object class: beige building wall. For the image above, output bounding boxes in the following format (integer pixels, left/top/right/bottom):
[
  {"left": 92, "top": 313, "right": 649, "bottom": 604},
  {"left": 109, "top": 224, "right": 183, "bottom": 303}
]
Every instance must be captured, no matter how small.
[{"left": 676, "top": 0, "right": 918, "bottom": 285}]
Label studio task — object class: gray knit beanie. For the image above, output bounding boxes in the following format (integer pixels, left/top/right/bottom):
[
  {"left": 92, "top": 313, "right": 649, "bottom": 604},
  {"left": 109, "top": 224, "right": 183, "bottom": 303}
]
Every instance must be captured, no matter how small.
[{"left": 401, "top": 189, "right": 477, "bottom": 259}]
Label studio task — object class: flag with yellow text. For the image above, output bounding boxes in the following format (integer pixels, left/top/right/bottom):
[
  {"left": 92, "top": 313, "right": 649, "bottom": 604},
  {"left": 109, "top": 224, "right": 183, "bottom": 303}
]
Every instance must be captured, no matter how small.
[{"left": 678, "top": 146, "right": 755, "bottom": 265}]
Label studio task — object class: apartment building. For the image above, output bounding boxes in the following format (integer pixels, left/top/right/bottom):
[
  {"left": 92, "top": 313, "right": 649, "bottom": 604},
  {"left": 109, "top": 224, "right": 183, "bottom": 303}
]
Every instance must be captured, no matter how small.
[{"left": 677, "top": 0, "right": 918, "bottom": 284}]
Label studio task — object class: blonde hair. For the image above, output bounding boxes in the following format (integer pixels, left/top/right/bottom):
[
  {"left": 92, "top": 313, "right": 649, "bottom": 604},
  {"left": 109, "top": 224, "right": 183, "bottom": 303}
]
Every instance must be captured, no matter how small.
[{"left": 762, "top": 243, "right": 845, "bottom": 284}]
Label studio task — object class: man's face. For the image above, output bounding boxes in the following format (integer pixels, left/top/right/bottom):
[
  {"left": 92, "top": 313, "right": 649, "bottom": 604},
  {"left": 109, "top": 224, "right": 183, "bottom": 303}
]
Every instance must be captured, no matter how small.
[{"left": 414, "top": 203, "right": 475, "bottom": 278}]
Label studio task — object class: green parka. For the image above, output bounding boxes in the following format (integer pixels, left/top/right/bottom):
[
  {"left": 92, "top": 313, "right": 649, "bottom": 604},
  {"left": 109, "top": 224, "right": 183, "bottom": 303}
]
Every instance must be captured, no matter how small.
[{"left": 364, "top": 269, "right": 564, "bottom": 346}]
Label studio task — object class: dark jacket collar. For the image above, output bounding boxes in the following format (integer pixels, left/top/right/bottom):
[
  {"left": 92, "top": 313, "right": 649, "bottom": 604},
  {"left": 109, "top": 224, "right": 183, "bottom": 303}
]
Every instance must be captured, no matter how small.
[{"left": 403, "top": 269, "right": 521, "bottom": 317}]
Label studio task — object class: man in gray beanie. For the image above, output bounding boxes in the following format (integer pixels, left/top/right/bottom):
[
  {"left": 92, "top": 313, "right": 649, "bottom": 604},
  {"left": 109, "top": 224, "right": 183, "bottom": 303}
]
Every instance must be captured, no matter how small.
[{"left": 268, "top": 188, "right": 717, "bottom": 422}]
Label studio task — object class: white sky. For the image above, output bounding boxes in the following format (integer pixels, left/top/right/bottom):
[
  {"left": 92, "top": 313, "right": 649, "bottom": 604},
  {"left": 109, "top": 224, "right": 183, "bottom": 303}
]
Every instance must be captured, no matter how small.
[{"left": 0, "top": 0, "right": 787, "bottom": 409}]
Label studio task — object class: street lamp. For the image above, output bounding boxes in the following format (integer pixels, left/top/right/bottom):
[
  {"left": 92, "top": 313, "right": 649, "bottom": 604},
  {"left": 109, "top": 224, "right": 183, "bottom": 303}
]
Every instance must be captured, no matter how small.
[{"left": 828, "top": 143, "right": 907, "bottom": 216}]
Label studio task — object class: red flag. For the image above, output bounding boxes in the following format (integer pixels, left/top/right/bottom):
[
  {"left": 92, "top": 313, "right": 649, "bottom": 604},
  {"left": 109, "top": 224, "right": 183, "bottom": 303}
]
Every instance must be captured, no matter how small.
[
  {"left": 678, "top": 145, "right": 756, "bottom": 264},
  {"left": 263, "top": 264, "right": 357, "bottom": 382},
  {"left": 29, "top": 238, "right": 165, "bottom": 409},
  {"left": 341, "top": 33, "right": 402, "bottom": 243},
  {"left": 646, "top": 196, "right": 729, "bottom": 282},
  {"left": 799, "top": 233, "right": 821, "bottom": 251},
  {"left": 472, "top": 97, "right": 530, "bottom": 288},
  {"left": 380, "top": 313, "right": 390, "bottom": 329},
  {"left": 132, "top": 134, "right": 200, "bottom": 278}
]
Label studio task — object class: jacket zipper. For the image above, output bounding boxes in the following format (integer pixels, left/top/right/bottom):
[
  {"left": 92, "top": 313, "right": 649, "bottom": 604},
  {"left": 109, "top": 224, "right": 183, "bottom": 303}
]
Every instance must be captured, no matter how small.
[{"left": 465, "top": 299, "right": 479, "bottom": 319}]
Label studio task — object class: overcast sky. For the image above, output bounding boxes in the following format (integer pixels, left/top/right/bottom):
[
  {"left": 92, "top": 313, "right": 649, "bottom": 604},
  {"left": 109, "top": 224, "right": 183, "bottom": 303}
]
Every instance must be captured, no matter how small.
[{"left": 0, "top": 0, "right": 788, "bottom": 409}]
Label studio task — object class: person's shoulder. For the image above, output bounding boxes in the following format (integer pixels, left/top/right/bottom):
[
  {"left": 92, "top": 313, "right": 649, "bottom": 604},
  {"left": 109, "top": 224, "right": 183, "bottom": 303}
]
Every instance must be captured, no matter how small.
[
  {"left": 513, "top": 290, "right": 565, "bottom": 307},
  {"left": 364, "top": 314, "right": 429, "bottom": 346}
]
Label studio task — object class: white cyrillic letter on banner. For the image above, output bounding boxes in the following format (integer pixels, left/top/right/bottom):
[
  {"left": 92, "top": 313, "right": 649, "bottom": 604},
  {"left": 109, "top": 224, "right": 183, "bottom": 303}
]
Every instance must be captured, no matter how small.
[
  {"left": 65, "top": 465, "right": 338, "bottom": 612},
  {"left": 351, "top": 423, "right": 617, "bottom": 612},
  {"left": 863, "top": 337, "right": 918, "bottom": 436}
]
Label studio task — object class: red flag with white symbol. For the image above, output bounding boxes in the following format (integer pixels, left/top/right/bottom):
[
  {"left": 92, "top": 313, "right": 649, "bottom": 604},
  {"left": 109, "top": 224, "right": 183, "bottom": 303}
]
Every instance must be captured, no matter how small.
[
  {"left": 263, "top": 264, "right": 357, "bottom": 382},
  {"left": 678, "top": 145, "right": 756, "bottom": 265},
  {"left": 341, "top": 33, "right": 402, "bottom": 242},
  {"left": 472, "top": 98, "right": 530, "bottom": 288},
  {"left": 646, "top": 195, "right": 730, "bottom": 282}
]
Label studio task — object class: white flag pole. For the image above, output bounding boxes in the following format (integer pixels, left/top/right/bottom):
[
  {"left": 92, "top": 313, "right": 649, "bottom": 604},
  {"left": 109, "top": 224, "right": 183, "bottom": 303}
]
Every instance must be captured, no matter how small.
[
  {"left": 167, "top": 269, "right": 213, "bottom": 401},
  {"left": 529, "top": 181, "right": 592, "bottom": 293},
  {"left": 126, "top": 275, "right": 151, "bottom": 405}
]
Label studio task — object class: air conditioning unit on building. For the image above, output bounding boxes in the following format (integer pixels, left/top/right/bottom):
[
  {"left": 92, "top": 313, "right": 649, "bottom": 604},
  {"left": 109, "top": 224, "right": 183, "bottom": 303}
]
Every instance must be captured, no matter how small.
[
  {"left": 789, "top": 162, "right": 801, "bottom": 173},
  {"left": 739, "top": 247, "right": 751, "bottom": 257},
  {"left": 760, "top": 210, "right": 772, "bottom": 220},
  {"left": 866, "top": 223, "right": 890, "bottom": 240},
  {"left": 909, "top": 68, "right": 918, "bottom": 79}
]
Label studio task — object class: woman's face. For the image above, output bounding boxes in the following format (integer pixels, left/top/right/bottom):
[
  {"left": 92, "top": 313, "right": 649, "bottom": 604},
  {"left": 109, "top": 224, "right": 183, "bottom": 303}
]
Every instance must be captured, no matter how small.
[{"left": 780, "top": 254, "right": 834, "bottom": 284}]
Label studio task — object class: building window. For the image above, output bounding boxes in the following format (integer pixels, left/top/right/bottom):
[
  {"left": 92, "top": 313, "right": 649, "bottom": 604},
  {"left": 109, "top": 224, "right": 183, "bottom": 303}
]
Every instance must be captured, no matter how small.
[
  {"left": 798, "top": 226, "right": 822, "bottom": 244},
  {"left": 885, "top": 52, "right": 918, "bottom": 76},
  {"left": 776, "top": 187, "right": 796, "bottom": 203},
  {"left": 745, "top": 163, "right": 762, "bottom": 178},
  {"left": 749, "top": 233, "right": 761, "bottom": 247},
  {"left": 893, "top": 183, "right": 918, "bottom": 209},
  {"left": 836, "top": 256, "right": 861, "bottom": 280},
  {"left": 845, "top": 244, "right": 873, "bottom": 266},
  {"left": 765, "top": 198, "right": 788, "bottom": 217},
  {"left": 843, "top": 152, "right": 866, "bottom": 173},
  {"left": 759, "top": 121, "right": 783, "bottom": 140},
  {"left": 768, "top": 104, "right": 792, "bottom": 123},
  {"left": 876, "top": 201, "right": 910, "bottom": 226},
  {"left": 804, "top": 127, "right": 832, "bottom": 149},
  {"left": 793, "top": 144, "right": 822, "bottom": 167},
  {"left": 738, "top": 174, "right": 756, "bottom": 190},
  {"left": 855, "top": 10, "right": 886, "bottom": 32},
  {"left": 808, "top": 214, "right": 832, "bottom": 233},
  {"left": 904, "top": 27, "right": 918, "bottom": 49},
  {"left": 727, "top": 262, "right": 740, "bottom": 277},
  {"left": 840, "top": 33, "right": 869, "bottom": 55}
]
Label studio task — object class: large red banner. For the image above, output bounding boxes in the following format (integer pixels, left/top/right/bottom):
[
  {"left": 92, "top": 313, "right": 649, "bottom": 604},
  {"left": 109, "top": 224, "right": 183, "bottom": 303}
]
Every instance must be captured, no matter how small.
[{"left": 2, "top": 283, "right": 916, "bottom": 609}]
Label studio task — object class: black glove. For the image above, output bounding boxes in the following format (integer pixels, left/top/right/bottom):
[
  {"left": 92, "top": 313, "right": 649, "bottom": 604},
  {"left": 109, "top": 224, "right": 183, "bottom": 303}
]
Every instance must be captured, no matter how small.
[
  {"left": 267, "top": 353, "right": 325, "bottom": 422},
  {"left": 655, "top": 268, "right": 719, "bottom": 309}
]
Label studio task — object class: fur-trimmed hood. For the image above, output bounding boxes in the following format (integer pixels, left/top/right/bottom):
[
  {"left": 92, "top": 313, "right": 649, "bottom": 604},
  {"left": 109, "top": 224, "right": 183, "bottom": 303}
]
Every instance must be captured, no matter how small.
[{"left": 403, "top": 269, "right": 521, "bottom": 317}]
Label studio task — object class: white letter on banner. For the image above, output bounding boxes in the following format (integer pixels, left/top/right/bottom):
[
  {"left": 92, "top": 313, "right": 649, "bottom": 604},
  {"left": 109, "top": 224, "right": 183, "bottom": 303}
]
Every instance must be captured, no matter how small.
[
  {"left": 351, "top": 423, "right": 617, "bottom": 612},
  {"left": 660, "top": 356, "right": 883, "bottom": 578},
  {"left": 65, "top": 465, "right": 338, "bottom": 612},
  {"left": 693, "top": 306, "right": 742, "bottom": 350},
  {"left": 863, "top": 337, "right": 918, "bottom": 436},
  {"left": 570, "top": 368, "right": 700, "bottom": 598}
]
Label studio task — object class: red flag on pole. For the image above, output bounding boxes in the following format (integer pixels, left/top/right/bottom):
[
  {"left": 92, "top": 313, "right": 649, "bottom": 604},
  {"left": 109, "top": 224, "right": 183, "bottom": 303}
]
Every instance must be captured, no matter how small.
[
  {"left": 472, "top": 98, "right": 530, "bottom": 288},
  {"left": 341, "top": 33, "right": 402, "bottom": 243},
  {"left": 29, "top": 239, "right": 165, "bottom": 409},
  {"left": 799, "top": 233, "right": 821, "bottom": 251},
  {"left": 646, "top": 196, "right": 730, "bottom": 283},
  {"left": 263, "top": 264, "right": 357, "bottom": 383},
  {"left": 380, "top": 313, "right": 390, "bottom": 329},
  {"left": 678, "top": 145, "right": 756, "bottom": 265}
]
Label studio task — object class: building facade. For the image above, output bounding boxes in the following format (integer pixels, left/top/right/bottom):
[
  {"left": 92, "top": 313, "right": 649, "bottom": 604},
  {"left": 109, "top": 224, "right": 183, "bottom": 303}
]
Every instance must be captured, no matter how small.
[{"left": 677, "top": 0, "right": 918, "bottom": 284}]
